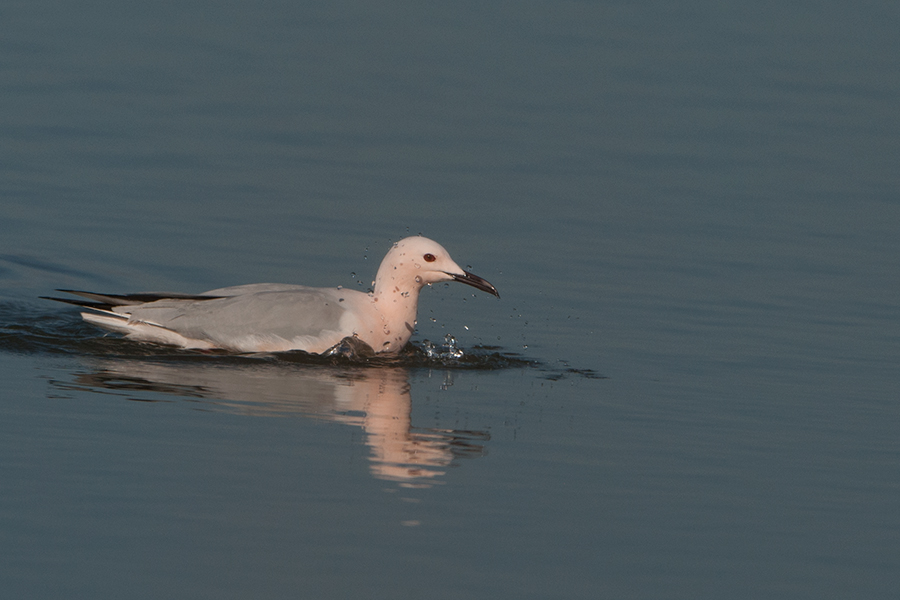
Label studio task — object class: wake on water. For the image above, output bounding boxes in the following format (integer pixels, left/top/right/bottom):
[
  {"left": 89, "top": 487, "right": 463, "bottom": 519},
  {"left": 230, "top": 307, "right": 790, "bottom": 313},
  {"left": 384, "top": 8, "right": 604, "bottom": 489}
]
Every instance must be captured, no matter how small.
[{"left": 1, "top": 300, "right": 599, "bottom": 378}]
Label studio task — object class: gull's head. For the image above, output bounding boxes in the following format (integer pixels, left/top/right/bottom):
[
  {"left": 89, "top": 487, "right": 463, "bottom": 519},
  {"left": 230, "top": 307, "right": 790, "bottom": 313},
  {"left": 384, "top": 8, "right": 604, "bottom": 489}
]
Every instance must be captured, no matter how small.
[{"left": 376, "top": 236, "right": 499, "bottom": 297}]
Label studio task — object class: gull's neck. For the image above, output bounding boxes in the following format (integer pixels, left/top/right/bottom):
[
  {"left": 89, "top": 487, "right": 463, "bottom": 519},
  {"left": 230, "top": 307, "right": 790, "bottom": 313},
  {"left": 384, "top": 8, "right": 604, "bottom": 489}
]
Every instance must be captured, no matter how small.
[{"left": 369, "top": 261, "right": 425, "bottom": 351}]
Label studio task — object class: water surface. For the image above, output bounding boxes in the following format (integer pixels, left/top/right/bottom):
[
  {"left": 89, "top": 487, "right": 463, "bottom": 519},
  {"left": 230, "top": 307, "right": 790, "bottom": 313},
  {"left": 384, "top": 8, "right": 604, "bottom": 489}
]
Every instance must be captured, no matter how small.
[{"left": 2, "top": 1, "right": 899, "bottom": 598}]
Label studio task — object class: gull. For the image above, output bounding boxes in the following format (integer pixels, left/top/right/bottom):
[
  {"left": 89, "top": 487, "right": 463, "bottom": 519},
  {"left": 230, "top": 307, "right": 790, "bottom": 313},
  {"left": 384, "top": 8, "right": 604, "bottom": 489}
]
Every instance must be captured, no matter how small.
[{"left": 43, "top": 236, "right": 499, "bottom": 354}]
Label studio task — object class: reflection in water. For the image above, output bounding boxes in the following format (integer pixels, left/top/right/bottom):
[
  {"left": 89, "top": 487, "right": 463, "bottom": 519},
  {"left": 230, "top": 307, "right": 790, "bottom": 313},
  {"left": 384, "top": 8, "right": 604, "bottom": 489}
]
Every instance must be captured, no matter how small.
[{"left": 62, "top": 361, "right": 488, "bottom": 487}]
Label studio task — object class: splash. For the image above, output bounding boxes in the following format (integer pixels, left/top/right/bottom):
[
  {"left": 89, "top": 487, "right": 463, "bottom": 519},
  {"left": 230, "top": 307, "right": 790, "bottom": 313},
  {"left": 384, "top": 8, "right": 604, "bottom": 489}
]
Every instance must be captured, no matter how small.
[{"left": 422, "top": 334, "right": 465, "bottom": 360}]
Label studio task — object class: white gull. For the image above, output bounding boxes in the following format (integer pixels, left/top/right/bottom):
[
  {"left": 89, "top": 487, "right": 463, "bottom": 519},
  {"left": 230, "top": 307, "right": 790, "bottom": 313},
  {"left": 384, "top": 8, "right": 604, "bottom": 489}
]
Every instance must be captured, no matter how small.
[{"left": 45, "top": 236, "right": 499, "bottom": 354}]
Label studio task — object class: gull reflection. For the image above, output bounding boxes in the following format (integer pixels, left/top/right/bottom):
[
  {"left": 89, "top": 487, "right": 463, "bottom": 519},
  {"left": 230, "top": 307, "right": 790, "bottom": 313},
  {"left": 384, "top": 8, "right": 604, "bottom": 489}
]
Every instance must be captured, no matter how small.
[{"left": 69, "top": 361, "right": 488, "bottom": 487}]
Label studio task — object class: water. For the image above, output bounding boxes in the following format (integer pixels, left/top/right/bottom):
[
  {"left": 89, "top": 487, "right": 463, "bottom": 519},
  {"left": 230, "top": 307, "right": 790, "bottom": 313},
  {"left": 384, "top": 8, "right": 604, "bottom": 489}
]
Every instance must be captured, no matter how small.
[{"left": 2, "top": 1, "right": 900, "bottom": 598}]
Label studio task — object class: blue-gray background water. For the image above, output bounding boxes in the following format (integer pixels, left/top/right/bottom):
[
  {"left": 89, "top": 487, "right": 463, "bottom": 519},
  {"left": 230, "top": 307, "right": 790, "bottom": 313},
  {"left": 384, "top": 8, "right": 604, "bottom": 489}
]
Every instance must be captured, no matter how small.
[{"left": 2, "top": 2, "right": 898, "bottom": 598}]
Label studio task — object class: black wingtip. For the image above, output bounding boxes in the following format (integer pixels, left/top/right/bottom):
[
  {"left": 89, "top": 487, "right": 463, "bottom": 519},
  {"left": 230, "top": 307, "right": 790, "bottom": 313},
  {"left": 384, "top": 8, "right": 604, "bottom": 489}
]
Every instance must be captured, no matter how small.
[
  {"left": 41, "top": 295, "right": 115, "bottom": 311},
  {"left": 45, "top": 289, "right": 226, "bottom": 306}
]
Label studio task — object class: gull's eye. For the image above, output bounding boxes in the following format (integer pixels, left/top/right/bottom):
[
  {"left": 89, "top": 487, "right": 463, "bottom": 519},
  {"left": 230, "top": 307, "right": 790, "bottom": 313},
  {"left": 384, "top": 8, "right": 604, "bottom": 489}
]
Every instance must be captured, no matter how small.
[{"left": 423, "top": 253, "right": 436, "bottom": 262}]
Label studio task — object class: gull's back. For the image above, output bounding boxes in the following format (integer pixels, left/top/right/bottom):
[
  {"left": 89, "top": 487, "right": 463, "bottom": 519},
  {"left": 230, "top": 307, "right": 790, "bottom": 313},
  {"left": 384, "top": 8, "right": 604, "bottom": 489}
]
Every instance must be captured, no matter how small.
[{"left": 91, "top": 284, "right": 372, "bottom": 353}]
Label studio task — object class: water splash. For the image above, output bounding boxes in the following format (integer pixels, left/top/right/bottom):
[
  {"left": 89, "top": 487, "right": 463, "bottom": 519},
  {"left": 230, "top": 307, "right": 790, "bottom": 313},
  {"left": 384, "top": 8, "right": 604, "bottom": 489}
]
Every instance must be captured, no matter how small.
[{"left": 421, "top": 334, "right": 465, "bottom": 361}]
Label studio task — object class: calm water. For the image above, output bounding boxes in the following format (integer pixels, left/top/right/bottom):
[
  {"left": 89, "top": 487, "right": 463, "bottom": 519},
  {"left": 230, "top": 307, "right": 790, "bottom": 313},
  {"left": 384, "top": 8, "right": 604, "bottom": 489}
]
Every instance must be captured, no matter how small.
[{"left": 2, "top": 1, "right": 899, "bottom": 598}]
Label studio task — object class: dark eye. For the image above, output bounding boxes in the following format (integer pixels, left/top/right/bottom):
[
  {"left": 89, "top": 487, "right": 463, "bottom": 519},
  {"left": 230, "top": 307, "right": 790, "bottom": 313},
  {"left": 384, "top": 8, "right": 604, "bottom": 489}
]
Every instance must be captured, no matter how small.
[{"left": 423, "top": 253, "right": 436, "bottom": 262}]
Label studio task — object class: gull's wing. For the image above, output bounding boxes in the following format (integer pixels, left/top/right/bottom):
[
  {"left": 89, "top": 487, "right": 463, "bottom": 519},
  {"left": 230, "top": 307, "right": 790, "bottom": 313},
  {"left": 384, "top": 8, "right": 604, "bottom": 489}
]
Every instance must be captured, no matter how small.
[{"left": 44, "top": 286, "right": 366, "bottom": 353}]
